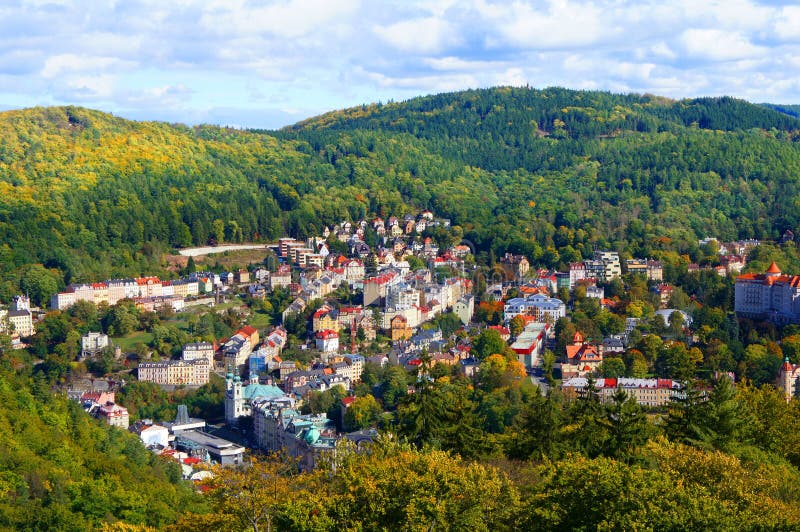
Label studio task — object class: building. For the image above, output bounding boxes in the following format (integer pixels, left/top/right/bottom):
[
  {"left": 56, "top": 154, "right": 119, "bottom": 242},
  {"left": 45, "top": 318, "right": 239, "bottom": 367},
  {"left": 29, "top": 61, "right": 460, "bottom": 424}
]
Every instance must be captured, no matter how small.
[
  {"left": 503, "top": 294, "right": 566, "bottom": 323},
  {"left": 81, "top": 332, "right": 110, "bottom": 359},
  {"left": 510, "top": 322, "right": 551, "bottom": 369},
  {"left": 137, "top": 359, "right": 210, "bottom": 386},
  {"left": 174, "top": 430, "right": 246, "bottom": 466},
  {"left": 95, "top": 401, "right": 130, "bottom": 428},
  {"left": 778, "top": 357, "right": 800, "bottom": 401},
  {"left": 561, "top": 377, "right": 682, "bottom": 407},
  {"left": 454, "top": 295, "right": 475, "bottom": 325},
  {"left": 499, "top": 253, "right": 530, "bottom": 280},
  {"left": 316, "top": 330, "right": 340, "bottom": 357},
  {"left": 735, "top": 262, "right": 800, "bottom": 324},
  {"left": 130, "top": 420, "right": 170, "bottom": 448},
  {"left": 225, "top": 371, "right": 287, "bottom": 425},
  {"left": 252, "top": 398, "right": 338, "bottom": 471},
  {"left": 561, "top": 332, "right": 603, "bottom": 379},
  {"left": 182, "top": 342, "right": 215, "bottom": 366},
  {"left": 0, "top": 308, "right": 34, "bottom": 338}
]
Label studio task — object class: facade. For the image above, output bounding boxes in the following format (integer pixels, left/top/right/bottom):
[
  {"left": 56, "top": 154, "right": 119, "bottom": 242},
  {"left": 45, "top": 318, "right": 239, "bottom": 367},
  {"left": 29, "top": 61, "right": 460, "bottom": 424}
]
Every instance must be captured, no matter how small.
[
  {"left": 561, "top": 332, "right": 603, "bottom": 379},
  {"left": 503, "top": 294, "right": 566, "bottom": 323},
  {"left": 96, "top": 402, "right": 130, "bottom": 428},
  {"left": 0, "top": 309, "right": 34, "bottom": 338},
  {"left": 454, "top": 295, "right": 475, "bottom": 325},
  {"left": 252, "top": 398, "right": 338, "bottom": 471},
  {"left": 561, "top": 377, "right": 682, "bottom": 407},
  {"left": 510, "top": 322, "right": 551, "bottom": 368},
  {"left": 81, "top": 332, "right": 109, "bottom": 359},
  {"left": 315, "top": 329, "right": 340, "bottom": 356},
  {"left": 137, "top": 359, "right": 210, "bottom": 386},
  {"left": 182, "top": 342, "right": 215, "bottom": 365},
  {"left": 225, "top": 371, "right": 286, "bottom": 424},
  {"left": 735, "top": 262, "right": 800, "bottom": 324}
]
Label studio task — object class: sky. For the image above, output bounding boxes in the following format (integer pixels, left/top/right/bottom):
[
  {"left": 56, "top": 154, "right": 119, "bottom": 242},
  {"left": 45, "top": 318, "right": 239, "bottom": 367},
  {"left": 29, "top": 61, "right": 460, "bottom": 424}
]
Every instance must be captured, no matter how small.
[{"left": 1, "top": 0, "right": 799, "bottom": 129}]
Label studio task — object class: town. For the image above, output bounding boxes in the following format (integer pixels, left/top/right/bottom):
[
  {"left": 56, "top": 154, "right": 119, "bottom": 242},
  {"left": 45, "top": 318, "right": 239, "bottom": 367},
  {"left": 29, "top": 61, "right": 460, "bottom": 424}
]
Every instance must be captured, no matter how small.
[{"left": 2, "top": 208, "right": 793, "bottom": 483}]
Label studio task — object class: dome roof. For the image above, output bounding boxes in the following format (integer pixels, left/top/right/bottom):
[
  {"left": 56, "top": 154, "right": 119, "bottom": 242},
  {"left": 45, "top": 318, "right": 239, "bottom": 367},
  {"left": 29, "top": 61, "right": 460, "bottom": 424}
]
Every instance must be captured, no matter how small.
[{"left": 305, "top": 427, "right": 320, "bottom": 445}]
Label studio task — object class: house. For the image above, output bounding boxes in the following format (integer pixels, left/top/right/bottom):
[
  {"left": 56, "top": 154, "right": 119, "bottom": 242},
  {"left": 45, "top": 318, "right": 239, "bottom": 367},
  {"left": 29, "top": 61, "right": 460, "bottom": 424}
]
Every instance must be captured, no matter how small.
[
  {"left": 500, "top": 253, "right": 530, "bottom": 280},
  {"left": 316, "top": 330, "right": 340, "bottom": 357},
  {"left": 130, "top": 420, "right": 169, "bottom": 448},
  {"left": 561, "top": 332, "right": 602, "bottom": 379},
  {"left": 652, "top": 284, "right": 674, "bottom": 308},
  {"left": 454, "top": 295, "right": 474, "bottom": 325},
  {"left": 390, "top": 315, "right": 413, "bottom": 342},
  {"left": 96, "top": 401, "right": 130, "bottom": 428},
  {"left": 81, "top": 332, "right": 110, "bottom": 359}
]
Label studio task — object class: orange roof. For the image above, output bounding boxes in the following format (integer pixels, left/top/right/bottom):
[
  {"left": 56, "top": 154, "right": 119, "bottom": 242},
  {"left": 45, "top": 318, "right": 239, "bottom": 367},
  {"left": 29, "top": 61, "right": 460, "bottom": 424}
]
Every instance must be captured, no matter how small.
[{"left": 767, "top": 261, "right": 782, "bottom": 274}]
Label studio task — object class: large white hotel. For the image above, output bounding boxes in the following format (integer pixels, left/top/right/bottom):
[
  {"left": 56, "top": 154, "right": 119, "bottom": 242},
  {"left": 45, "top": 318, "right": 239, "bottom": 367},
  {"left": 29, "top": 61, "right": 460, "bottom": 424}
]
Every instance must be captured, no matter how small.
[{"left": 734, "top": 262, "right": 800, "bottom": 324}]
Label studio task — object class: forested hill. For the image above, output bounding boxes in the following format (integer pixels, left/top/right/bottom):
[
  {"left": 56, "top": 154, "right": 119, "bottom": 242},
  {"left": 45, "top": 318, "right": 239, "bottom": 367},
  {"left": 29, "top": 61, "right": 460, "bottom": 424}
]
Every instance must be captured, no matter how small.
[{"left": 2, "top": 88, "right": 800, "bottom": 301}]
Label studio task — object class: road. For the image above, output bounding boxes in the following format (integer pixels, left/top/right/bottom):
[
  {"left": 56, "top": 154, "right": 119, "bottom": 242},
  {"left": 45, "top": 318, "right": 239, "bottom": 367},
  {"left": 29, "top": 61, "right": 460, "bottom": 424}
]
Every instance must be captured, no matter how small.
[{"left": 178, "top": 244, "right": 271, "bottom": 257}]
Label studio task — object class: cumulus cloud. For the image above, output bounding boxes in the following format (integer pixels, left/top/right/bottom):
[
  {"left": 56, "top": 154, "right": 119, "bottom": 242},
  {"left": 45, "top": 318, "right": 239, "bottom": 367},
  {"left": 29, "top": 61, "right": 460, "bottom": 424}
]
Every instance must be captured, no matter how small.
[{"left": 0, "top": 0, "right": 798, "bottom": 128}]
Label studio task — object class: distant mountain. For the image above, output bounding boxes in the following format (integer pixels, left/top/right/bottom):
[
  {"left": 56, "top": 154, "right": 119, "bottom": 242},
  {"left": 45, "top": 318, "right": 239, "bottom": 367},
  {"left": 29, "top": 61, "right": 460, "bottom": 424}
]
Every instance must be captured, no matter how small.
[
  {"left": 1, "top": 88, "right": 800, "bottom": 298},
  {"left": 760, "top": 103, "right": 800, "bottom": 119}
]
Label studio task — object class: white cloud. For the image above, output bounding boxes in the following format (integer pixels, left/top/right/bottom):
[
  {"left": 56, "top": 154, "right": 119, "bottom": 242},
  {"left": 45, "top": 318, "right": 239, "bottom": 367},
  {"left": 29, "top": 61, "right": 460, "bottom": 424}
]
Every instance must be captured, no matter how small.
[
  {"left": 0, "top": 0, "right": 798, "bottom": 128},
  {"left": 41, "top": 54, "right": 134, "bottom": 79},
  {"left": 773, "top": 6, "right": 800, "bottom": 42},
  {"left": 679, "top": 29, "right": 767, "bottom": 61},
  {"left": 375, "top": 17, "right": 459, "bottom": 54}
]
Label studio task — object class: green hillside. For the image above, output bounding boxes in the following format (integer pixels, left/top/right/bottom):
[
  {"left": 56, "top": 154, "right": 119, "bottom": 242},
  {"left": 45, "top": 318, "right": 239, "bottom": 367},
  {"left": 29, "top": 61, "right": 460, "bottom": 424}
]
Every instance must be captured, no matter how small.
[
  {"left": 2, "top": 88, "right": 800, "bottom": 303},
  {"left": 0, "top": 360, "right": 205, "bottom": 529}
]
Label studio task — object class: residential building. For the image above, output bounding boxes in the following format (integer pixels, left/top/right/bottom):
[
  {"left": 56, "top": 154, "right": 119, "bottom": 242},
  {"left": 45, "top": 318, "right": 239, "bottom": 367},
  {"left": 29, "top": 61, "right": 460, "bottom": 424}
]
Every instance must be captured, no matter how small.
[
  {"left": 316, "top": 330, "right": 340, "bottom": 357},
  {"left": 503, "top": 294, "right": 566, "bottom": 323},
  {"left": 454, "top": 295, "right": 474, "bottom": 325},
  {"left": 96, "top": 401, "right": 130, "bottom": 428},
  {"left": 561, "top": 377, "right": 682, "bottom": 407},
  {"left": 137, "top": 359, "right": 210, "bottom": 386},
  {"left": 561, "top": 332, "right": 603, "bottom": 379},
  {"left": 81, "top": 332, "right": 109, "bottom": 359},
  {"left": 182, "top": 342, "right": 215, "bottom": 366}
]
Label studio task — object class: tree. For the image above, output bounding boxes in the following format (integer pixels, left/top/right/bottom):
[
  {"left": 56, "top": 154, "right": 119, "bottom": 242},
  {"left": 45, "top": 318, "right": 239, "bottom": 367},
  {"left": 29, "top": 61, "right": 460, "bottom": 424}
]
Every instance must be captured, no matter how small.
[
  {"left": 19, "top": 264, "right": 60, "bottom": 307},
  {"left": 509, "top": 315, "right": 526, "bottom": 338},
  {"left": 600, "top": 386, "right": 652, "bottom": 461},
  {"left": 344, "top": 394, "right": 382, "bottom": 431},
  {"left": 599, "top": 357, "right": 626, "bottom": 378},
  {"left": 473, "top": 328, "right": 509, "bottom": 360},
  {"left": 207, "top": 455, "right": 303, "bottom": 532}
]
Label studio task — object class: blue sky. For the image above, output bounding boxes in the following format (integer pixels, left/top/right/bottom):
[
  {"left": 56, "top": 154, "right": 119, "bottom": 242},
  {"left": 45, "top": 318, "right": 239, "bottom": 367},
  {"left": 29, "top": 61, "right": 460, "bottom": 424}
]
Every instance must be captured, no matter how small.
[{"left": 1, "top": 0, "right": 799, "bottom": 129}]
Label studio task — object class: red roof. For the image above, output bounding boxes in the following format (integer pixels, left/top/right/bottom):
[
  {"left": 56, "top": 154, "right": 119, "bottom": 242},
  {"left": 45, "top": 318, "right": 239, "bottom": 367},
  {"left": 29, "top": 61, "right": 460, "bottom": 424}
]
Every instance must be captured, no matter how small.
[
  {"left": 183, "top": 457, "right": 202, "bottom": 465},
  {"left": 239, "top": 325, "right": 258, "bottom": 337},
  {"left": 316, "top": 329, "right": 339, "bottom": 339},
  {"left": 767, "top": 261, "right": 782, "bottom": 274},
  {"left": 341, "top": 396, "right": 357, "bottom": 406}
]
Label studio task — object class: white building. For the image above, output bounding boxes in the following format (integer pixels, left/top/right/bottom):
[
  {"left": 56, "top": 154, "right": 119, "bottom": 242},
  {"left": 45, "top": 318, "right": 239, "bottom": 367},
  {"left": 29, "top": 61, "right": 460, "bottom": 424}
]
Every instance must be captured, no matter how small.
[
  {"left": 182, "top": 342, "right": 215, "bottom": 366},
  {"left": 503, "top": 294, "right": 566, "bottom": 323},
  {"left": 81, "top": 332, "right": 109, "bottom": 358},
  {"left": 735, "top": 262, "right": 800, "bottom": 324},
  {"left": 137, "top": 359, "right": 210, "bottom": 386}
]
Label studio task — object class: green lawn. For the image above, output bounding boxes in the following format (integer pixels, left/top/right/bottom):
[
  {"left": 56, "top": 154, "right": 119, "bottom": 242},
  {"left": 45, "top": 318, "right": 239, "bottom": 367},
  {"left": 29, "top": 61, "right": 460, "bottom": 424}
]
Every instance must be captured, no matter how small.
[
  {"left": 111, "top": 331, "right": 154, "bottom": 352},
  {"left": 247, "top": 311, "right": 273, "bottom": 329}
]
